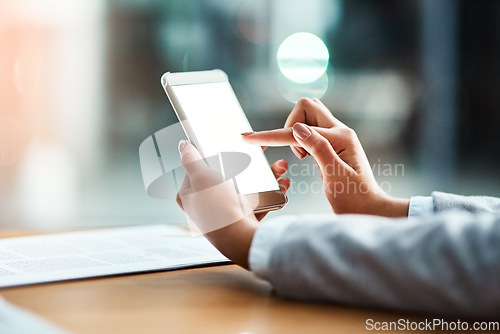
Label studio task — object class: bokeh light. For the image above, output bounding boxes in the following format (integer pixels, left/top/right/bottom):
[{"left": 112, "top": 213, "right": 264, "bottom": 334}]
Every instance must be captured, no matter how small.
[
  {"left": 277, "top": 32, "right": 329, "bottom": 84},
  {"left": 278, "top": 71, "right": 330, "bottom": 103}
]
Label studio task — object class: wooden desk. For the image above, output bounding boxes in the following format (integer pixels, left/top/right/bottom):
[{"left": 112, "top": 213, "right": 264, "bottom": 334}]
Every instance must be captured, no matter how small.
[{"left": 0, "top": 232, "right": 493, "bottom": 334}]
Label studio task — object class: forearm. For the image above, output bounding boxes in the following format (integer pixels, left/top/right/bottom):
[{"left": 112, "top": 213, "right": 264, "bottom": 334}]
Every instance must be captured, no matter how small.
[
  {"left": 372, "top": 195, "right": 410, "bottom": 217},
  {"left": 203, "top": 216, "right": 258, "bottom": 269},
  {"left": 205, "top": 195, "right": 407, "bottom": 269},
  {"left": 253, "top": 213, "right": 500, "bottom": 318}
]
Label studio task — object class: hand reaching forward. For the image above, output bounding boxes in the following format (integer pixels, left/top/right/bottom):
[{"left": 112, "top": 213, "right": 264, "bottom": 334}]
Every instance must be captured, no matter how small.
[{"left": 242, "top": 98, "right": 409, "bottom": 217}]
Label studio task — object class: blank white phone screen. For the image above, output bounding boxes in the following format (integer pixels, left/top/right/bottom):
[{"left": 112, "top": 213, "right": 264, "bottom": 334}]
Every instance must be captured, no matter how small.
[{"left": 172, "top": 82, "right": 279, "bottom": 195}]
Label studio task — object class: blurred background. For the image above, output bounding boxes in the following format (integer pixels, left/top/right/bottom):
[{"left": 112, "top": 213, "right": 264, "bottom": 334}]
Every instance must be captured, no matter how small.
[{"left": 0, "top": 0, "right": 499, "bottom": 228}]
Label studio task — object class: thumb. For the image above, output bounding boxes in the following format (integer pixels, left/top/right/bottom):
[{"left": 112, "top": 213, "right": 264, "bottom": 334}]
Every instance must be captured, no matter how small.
[
  {"left": 291, "top": 123, "right": 342, "bottom": 172},
  {"left": 179, "top": 140, "right": 208, "bottom": 178}
]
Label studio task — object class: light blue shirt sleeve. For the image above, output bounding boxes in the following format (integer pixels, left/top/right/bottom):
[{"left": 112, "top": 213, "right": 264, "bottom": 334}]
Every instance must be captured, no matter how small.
[
  {"left": 408, "top": 196, "right": 434, "bottom": 216},
  {"left": 248, "top": 194, "right": 500, "bottom": 318},
  {"left": 250, "top": 197, "right": 432, "bottom": 276},
  {"left": 249, "top": 216, "right": 295, "bottom": 280}
]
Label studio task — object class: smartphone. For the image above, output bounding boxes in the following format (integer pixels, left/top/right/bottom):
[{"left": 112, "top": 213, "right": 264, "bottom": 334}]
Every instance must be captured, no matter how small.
[{"left": 161, "top": 69, "right": 287, "bottom": 213}]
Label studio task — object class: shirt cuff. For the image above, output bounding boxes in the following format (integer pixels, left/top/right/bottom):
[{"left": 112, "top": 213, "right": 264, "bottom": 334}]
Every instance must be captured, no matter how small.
[
  {"left": 249, "top": 216, "right": 295, "bottom": 280},
  {"left": 408, "top": 196, "right": 434, "bottom": 217}
]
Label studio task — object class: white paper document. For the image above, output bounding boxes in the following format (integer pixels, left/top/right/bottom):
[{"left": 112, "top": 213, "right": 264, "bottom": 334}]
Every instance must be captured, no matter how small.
[{"left": 0, "top": 225, "right": 229, "bottom": 288}]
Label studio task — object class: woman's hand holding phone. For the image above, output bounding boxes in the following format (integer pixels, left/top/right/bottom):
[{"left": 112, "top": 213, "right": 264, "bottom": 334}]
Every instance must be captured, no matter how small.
[
  {"left": 176, "top": 140, "right": 290, "bottom": 269},
  {"left": 163, "top": 70, "right": 287, "bottom": 212}
]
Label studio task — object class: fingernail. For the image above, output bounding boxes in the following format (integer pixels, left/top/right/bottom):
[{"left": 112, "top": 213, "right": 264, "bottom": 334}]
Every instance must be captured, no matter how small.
[
  {"left": 241, "top": 132, "right": 254, "bottom": 136},
  {"left": 292, "top": 123, "right": 311, "bottom": 140},
  {"left": 178, "top": 140, "right": 188, "bottom": 153}
]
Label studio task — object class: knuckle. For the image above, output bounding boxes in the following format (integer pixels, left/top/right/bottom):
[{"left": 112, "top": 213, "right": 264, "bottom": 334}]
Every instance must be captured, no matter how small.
[
  {"left": 284, "top": 116, "right": 297, "bottom": 128},
  {"left": 341, "top": 127, "right": 357, "bottom": 139},
  {"left": 310, "top": 134, "right": 329, "bottom": 152},
  {"left": 265, "top": 130, "right": 272, "bottom": 146},
  {"left": 181, "top": 151, "right": 199, "bottom": 166},
  {"left": 296, "top": 97, "right": 308, "bottom": 106},
  {"left": 297, "top": 97, "right": 313, "bottom": 108}
]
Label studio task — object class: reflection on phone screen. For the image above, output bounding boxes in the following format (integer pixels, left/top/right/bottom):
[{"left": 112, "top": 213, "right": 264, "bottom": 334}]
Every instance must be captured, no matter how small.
[{"left": 172, "top": 82, "right": 279, "bottom": 195}]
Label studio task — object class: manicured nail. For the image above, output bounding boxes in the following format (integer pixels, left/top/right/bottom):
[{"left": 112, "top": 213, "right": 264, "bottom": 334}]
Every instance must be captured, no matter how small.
[
  {"left": 292, "top": 123, "right": 311, "bottom": 140},
  {"left": 241, "top": 132, "right": 254, "bottom": 136},
  {"left": 178, "top": 140, "right": 188, "bottom": 153}
]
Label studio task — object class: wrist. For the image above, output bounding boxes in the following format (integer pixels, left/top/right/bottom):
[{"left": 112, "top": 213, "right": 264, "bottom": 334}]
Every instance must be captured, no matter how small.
[
  {"left": 371, "top": 194, "right": 410, "bottom": 217},
  {"left": 203, "top": 215, "right": 258, "bottom": 269}
]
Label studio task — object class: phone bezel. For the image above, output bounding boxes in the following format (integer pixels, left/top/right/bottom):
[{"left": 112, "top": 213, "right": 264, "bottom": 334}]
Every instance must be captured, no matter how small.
[{"left": 161, "top": 69, "right": 287, "bottom": 213}]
